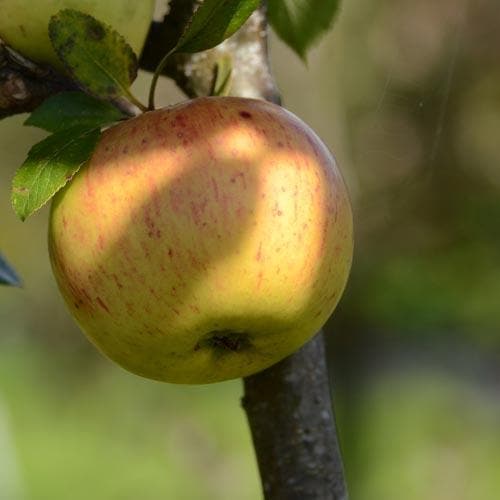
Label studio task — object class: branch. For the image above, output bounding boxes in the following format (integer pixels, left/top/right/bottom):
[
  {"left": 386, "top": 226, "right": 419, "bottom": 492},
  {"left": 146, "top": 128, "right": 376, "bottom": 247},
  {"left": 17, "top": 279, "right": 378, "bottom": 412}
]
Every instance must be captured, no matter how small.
[
  {"left": 243, "top": 333, "right": 348, "bottom": 499},
  {"left": 1, "top": 0, "right": 280, "bottom": 117},
  {"left": 140, "top": 1, "right": 280, "bottom": 103},
  {"left": 141, "top": 3, "right": 348, "bottom": 498},
  {"left": 0, "top": 39, "right": 74, "bottom": 119},
  {"left": 1, "top": 39, "right": 143, "bottom": 119}
]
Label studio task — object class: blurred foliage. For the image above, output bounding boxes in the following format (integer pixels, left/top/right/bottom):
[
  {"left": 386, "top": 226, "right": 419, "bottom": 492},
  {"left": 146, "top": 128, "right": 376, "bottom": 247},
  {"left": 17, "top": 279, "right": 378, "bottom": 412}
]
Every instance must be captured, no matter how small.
[
  {"left": 329, "top": 0, "right": 500, "bottom": 337},
  {"left": 0, "top": 339, "right": 260, "bottom": 500},
  {"left": 341, "top": 363, "right": 500, "bottom": 500},
  {"left": 1, "top": 0, "right": 500, "bottom": 498}
]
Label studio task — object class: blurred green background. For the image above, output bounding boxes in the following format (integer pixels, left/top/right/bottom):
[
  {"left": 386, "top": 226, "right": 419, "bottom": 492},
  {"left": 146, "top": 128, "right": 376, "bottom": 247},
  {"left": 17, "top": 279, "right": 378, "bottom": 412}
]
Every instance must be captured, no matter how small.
[{"left": 2, "top": 0, "right": 500, "bottom": 498}]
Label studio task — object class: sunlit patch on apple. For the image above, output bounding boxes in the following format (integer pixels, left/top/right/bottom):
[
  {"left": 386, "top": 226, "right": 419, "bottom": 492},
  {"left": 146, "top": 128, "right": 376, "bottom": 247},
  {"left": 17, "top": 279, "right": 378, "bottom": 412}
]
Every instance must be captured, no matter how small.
[{"left": 216, "top": 126, "right": 257, "bottom": 159}]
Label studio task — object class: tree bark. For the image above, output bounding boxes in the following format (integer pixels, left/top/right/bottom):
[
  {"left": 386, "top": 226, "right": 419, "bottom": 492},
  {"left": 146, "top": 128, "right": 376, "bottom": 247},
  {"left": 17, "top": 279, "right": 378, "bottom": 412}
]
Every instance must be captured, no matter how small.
[
  {"left": 143, "top": 4, "right": 348, "bottom": 498},
  {"left": 140, "top": 1, "right": 280, "bottom": 103},
  {"left": 0, "top": 40, "right": 74, "bottom": 119},
  {"left": 243, "top": 333, "right": 347, "bottom": 500}
]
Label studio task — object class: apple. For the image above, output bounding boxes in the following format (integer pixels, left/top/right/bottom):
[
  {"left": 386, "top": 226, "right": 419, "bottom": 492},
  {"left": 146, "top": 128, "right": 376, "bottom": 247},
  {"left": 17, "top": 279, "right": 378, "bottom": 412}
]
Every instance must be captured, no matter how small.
[
  {"left": 0, "top": 0, "right": 155, "bottom": 70},
  {"left": 48, "top": 96, "right": 354, "bottom": 384}
]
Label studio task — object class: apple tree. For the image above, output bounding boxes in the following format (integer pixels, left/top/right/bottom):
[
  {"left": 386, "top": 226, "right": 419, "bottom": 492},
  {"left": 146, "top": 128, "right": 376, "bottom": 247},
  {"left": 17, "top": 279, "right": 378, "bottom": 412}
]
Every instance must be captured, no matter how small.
[{"left": 1, "top": 1, "right": 349, "bottom": 498}]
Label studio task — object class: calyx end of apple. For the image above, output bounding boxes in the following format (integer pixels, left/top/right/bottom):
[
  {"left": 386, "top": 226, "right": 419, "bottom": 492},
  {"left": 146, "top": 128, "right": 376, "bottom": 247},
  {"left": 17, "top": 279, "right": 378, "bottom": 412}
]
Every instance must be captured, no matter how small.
[{"left": 195, "top": 330, "right": 253, "bottom": 353}]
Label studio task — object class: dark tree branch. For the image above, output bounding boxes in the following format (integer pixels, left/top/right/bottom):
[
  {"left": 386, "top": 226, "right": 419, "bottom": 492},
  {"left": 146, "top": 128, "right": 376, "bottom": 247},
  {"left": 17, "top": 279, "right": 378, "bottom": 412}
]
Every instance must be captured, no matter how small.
[
  {"left": 141, "top": 4, "right": 348, "bottom": 498},
  {"left": 243, "top": 333, "right": 348, "bottom": 500},
  {"left": 140, "top": 1, "right": 281, "bottom": 104},
  {"left": 0, "top": 39, "right": 74, "bottom": 119},
  {"left": 1, "top": 0, "right": 280, "bottom": 117},
  {"left": 140, "top": 0, "right": 200, "bottom": 71},
  {"left": 0, "top": 39, "right": 139, "bottom": 119}
]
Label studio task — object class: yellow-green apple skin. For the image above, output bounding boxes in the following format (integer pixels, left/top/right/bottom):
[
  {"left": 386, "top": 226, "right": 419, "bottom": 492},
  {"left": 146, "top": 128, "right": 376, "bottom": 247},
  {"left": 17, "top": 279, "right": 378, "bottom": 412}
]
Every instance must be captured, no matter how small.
[
  {"left": 0, "top": 0, "right": 154, "bottom": 69},
  {"left": 48, "top": 97, "right": 354, "bottom": 384}
]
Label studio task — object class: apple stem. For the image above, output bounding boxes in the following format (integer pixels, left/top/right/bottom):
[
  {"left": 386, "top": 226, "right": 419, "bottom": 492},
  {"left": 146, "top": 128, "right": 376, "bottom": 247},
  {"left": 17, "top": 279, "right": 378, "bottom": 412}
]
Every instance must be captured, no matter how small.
[
  {"left": 147, "top": 47, "right": 176, "bottom": 111},
  {"left": 124, "top": 89, "right": 148, "bottom": 113}
]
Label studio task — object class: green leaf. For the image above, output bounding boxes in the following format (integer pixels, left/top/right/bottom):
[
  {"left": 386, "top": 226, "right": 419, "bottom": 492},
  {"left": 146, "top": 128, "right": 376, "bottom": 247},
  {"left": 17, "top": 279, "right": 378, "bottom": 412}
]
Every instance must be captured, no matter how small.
[
  {"left": 12, "top": 126, "right": 101, "bottom": 221},
  {"left": 25, "top": 91, "right": 125, "bottom": 133},
  {"left": 48, "top": 9, "right": 138, "bottom": 100},
  {"left": 0, "top": 253, "right": 21, "bottom": 287},
  {"left": 211, "top": 55, "right": 233, "bottom": 96},
  {"left": 176, "top": 0, "right": 260, "bottom": 53},
  {"left": 268, "top": 0, "right": 341, "bottom": 59}
]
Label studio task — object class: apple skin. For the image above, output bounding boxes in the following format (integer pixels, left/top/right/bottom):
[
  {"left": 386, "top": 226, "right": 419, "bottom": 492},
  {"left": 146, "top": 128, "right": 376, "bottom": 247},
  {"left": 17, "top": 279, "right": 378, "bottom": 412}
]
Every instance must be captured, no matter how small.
[
  {"left": 0, "top": 0, "right": 155, "bottom": 69},
  {"left": 48, "top": 96, "right": 354, "bottom": 384}
]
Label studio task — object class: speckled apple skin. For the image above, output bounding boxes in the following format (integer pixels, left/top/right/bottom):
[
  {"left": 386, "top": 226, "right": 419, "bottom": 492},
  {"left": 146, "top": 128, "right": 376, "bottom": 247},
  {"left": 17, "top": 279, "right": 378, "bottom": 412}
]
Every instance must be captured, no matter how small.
[{"left": 48, "top": 97, "right": 353, "bottom": 384}]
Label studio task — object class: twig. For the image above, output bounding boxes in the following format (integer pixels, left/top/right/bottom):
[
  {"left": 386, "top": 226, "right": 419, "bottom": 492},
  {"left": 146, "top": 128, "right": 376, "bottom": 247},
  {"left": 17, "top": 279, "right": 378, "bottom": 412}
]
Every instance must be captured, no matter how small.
[
  {"left": 142, "top": 3, "right": 348, "bottom": 498},
  {"left": 0, "top": 39, "right": 73, "bottom": 119},
  {"left": 1, "top": 39, "right": 142, "bottom": 119},
  {"left": 243, "top": 333, "right": 348, "bottom": 499},
  {"left": 139, "top": 1, "right": 280, "bottom": 103}
]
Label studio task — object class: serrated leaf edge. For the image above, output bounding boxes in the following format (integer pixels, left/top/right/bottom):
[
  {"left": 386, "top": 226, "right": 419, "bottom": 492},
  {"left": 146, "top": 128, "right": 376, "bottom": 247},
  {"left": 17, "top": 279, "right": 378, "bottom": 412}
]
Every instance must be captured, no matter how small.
[
  {"left": 12, "top": 127, "right": 101, "bottom": 221},
  {"left": 48, "top": 9, "right": 138, "bottom": 99},
  {"left": 176, "top": 0, "right": 260, "bottom": 53}
]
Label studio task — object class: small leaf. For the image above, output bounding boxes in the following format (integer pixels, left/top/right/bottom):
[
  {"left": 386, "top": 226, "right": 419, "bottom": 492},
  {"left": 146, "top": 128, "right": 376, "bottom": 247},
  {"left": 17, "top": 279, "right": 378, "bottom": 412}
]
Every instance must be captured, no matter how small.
[
  {"left": 25, "top": 91, "right": 125, "bottom": 133},
  {"left": 176, "top": 0, "right": 260, "bottom": 53},
  {"left": 211, "top": 56, "right": 233, "bottom": 96},
  {"left": 268, "top": 0, "right": 341, "bottom": 59},
  {"left": 0, "top": 253, "right": 21, "bottom": 287},
  {"left": 49, "top": 9, "right": 138, "bottom": 100},
  {"left": 12, "top": 126, "right": 101, "bottom": 221}
]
